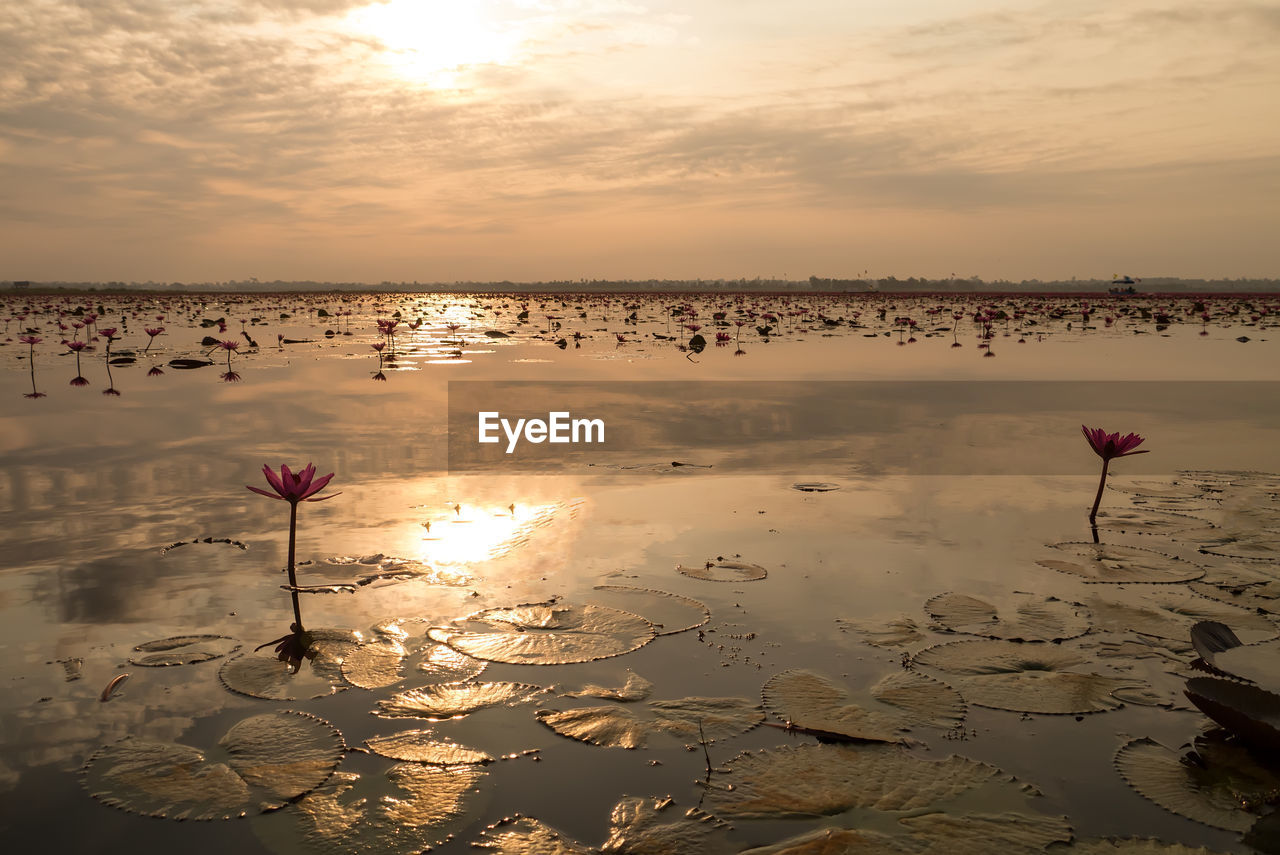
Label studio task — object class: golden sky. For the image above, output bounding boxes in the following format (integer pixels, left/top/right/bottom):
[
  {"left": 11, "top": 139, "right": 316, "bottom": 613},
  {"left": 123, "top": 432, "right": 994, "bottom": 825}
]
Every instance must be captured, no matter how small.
[{"left": 1, "top": 0, "right": 1277, "bottom": 282}]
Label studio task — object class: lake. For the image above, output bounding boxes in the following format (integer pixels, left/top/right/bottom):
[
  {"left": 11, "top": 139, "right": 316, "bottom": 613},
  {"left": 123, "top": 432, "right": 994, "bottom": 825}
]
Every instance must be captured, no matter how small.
[{"left": 2, "top": 290, "right": 1279, "bottom": 853}]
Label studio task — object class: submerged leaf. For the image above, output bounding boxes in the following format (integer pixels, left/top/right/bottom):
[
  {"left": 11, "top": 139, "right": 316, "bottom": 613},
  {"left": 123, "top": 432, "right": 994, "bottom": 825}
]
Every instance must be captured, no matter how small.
[
  {"left": 429, "top": 602, "right": 656, "bottom": 665},
  {"left": 846, "top": 615, "right": 925, "bottom": 649},
  {"left": 1038, "top": 543, "right": 1204, "bottom": 584},
  {"left": 926, "top": 592, "right": 1090, "bottom": 642},
  {"left": 377, "top": 681, "right": 548, "bottom": 720},
  {"left": 128, "top": 635, "right": 241, "bottom": 667},
  {"left": 83, "top": 711, "right": 343, "bottom": 820},
  {"left": 536, "top": 696, "right": 762, "bottom": 748}
]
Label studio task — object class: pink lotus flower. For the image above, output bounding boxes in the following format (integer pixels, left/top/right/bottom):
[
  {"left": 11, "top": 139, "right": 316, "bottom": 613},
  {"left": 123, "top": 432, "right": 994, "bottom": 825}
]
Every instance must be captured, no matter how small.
[
  {"left": 1081, "top": 426, "right": 1149, "bottom": 461},
  {"left": 1082, "top": 425, "right": 1150, "bottom": 525},
  {"left": 248, "top": 463, "right": 340, "bottom": 505}
]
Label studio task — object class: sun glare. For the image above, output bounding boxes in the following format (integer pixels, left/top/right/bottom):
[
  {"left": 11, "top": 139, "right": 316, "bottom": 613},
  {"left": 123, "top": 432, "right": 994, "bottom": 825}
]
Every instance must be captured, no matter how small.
[{"left": 345, "top": 0, "right": 525, "bottom": 86}]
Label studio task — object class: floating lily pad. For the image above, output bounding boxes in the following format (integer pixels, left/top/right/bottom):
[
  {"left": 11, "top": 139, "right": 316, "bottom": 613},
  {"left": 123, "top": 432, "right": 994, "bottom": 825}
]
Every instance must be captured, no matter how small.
[
  {"left": 591, "top": 585, "right": 710, "bottom": 635},
  {"left": 377, "top": 681, "right": 548, "bottom": 720},
  {"left": 702, "top": 742, "right": 1026, "bottom": 819},
  {"left": 846, "top": 615, "right": 925, "bottom": 649},
  {"left": 429, "top": 601, "right": 656, "bottom": 665},
  {"left": 563, "top": 672, "right": 654, "bottom": 702},
  {"left": 364, "top": 730, "right": 493, "bottom": 765},
  {"left": 792, "top": 482, "right": 841, "bottom": 492},
  {"left": 536, "top": 696, "right": 763, "bottom": 748},
  {"left": 1189, "top": 564, "right": 1280, "bottom": 615},
  {"left": 1107, "top": 481, "right": 1210, "bottom": 499},
  {"left": 415, "top": 642, "right": 488, "bottom": 683},
  {"left": 913, "top": 640, "right": 1140, "bottom": 714},
  {"left": 676, "top": 560, "right": 768, "bottom": 582},
  {"left": 900, "top": 812, "right": 1073, "bottom": 855},
  {"left": 926, "top": 593, "right": 1090, "bottom": 642},
  {"left": 128, "top": 635, "right": 241, "bottom": 666},
  {"left": 1083, "top": 590, "right": 1276, "bottom": 643},
  {"left": 762, "top": 670, "right": 904, "bottom": 743},
  {"left": 218, "top": 628, "right": 359, "bottom": 700},
  {"left": 1038, "top": 543, "right": 1203, "bottom": 584},
  {"left": 83, "top": 710, "right": 343, "bottom": 820},
  {"left": 341, "top": 642, "right": 407, "bottom": 690},
  {"left": 282, "top": 763, "right": 488, "bottom": 854},
  {"left": 472, "top": 797, "right": 733, "bottom": 855},
  {"left": 871, "top": 671, "right": 967, "bottom": 729},
  {"left": 1114, "top": 732, "right": 1280, "bottom": 831},
  {"left": 472, "top": 816, "right": 592, "bottom": 854}
]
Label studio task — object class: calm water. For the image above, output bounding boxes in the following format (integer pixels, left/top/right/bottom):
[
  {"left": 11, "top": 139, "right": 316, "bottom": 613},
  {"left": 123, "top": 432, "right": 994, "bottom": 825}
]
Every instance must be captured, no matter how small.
[{"left": 2, "top": 291, "right": 1278, "bottom": 852}]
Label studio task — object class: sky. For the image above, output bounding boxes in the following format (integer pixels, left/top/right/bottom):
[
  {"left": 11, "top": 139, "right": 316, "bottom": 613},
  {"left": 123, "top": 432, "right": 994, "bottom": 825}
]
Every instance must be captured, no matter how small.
[{"left": 1, "top": 0, "right": 1277, "bottom": 283}]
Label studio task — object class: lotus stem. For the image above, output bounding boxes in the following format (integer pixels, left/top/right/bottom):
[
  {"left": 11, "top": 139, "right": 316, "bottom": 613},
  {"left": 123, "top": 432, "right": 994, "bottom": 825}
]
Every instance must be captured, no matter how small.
[
  {"left": 287, "top": 502, "right": 303, "bottom": 629},
  {"left": 1089, "top": 458, "right": 1110, "bottom": 525}
]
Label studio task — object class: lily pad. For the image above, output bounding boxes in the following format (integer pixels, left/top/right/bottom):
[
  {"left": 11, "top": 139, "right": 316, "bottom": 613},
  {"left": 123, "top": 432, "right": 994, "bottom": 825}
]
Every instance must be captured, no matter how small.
[
  {"left": 218, "top": 628, "right": 360, "bottom": 700},
  {"left": 591, "top": 585, "right": 710, "bottom": 635},
  {"left": 472, "top": 797, "right": 733, "bottom": 855},
  {"left": 926, "top": 593, "right": 1090, "bottom": 642},
  {"left": 341, "top": 642, "right": 407, "bottom": 690},
  {"left": 429, "top": 601, "right": 656, "bottom": 665},
  {"left": 871, "top": 671, "right": 967, "bottom": 729},
  {"left": 563, "top": 673, "right": 654, "bottom": 702},
  {"left": 1090, "top": 510, "right": 1202, "bottom": 535},
  {"left": 1038, "top": 543, "right": 1204, "bottom": 584},
  {"left": 472, "top": 816, "right": 593, "bottom": 854},
  {"left": 913, "top": 640, "right": 1140, "bottom": 714},
  {"left": 129, "top": 635, "right": 241, "bottom": 666},
  {"left": 415, "top": 642, "right": 488, "bottom": 683},
  {"left": 1115, "top": 732, "right": 1280, "bottom": 831},
  {"left": 376, "top": 681, "right": 548, "bottom": 720},
  {"left": 83, "top": 710, "right": 343, "bottom": 820},
  {"left": 536, "top": 696, "right": 763, "bottom": 748},
  {"left": 846, "top": 615, "right": 925, "bottom": 649},
  {"left": 676, "top": 560, "right": 768, "bottom": 582},
  {"left": 701, "top": 742, "right": 1027, "bottom": 819},
  {"left": 792, "top": 483, "right": 841, "bottom": 492},
  {"left": 762, "top": 670, "right": 904, "bottom": 743},
  {"left": 364, "top": 730, "right": 494, "bottom": 765},
  {"left": 282, "top": 763, "right": 488, "bottom": 854},
  {"left": 1083, "top": 590, "right": 1276, "bottom": 643},
  {"left": 900, "top": 812, "right": 1073, "bottom": 855}
]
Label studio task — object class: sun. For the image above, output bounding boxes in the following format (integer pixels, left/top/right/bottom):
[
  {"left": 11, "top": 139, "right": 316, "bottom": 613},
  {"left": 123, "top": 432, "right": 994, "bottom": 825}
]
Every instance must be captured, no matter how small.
[{"left": 345, "top": 0, "right": 525, "bottom": 86}]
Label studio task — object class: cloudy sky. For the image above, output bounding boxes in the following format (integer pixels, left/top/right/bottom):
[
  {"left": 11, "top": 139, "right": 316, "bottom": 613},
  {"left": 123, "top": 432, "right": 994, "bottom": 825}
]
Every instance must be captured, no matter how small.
[{"left": 2, "top": 0, "right": 1276, "bottom": 282}]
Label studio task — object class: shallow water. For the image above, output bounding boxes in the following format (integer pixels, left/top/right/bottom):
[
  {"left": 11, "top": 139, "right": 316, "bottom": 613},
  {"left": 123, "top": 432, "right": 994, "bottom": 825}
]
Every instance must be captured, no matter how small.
[{"left": 2, "top": 292, "right": 1279, "bottom": 852}]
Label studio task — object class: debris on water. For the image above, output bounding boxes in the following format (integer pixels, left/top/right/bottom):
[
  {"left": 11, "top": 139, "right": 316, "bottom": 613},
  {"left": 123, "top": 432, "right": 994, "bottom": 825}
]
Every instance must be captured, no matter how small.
[
  {"left": 56, "top": 658, "right": 84, "bottom": 681},
  {"left": 99, "top": 673, "right": 129, "bottom": 701},
  {"left": 128, "top": 635, "right": 241, "bottom": 667}
]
